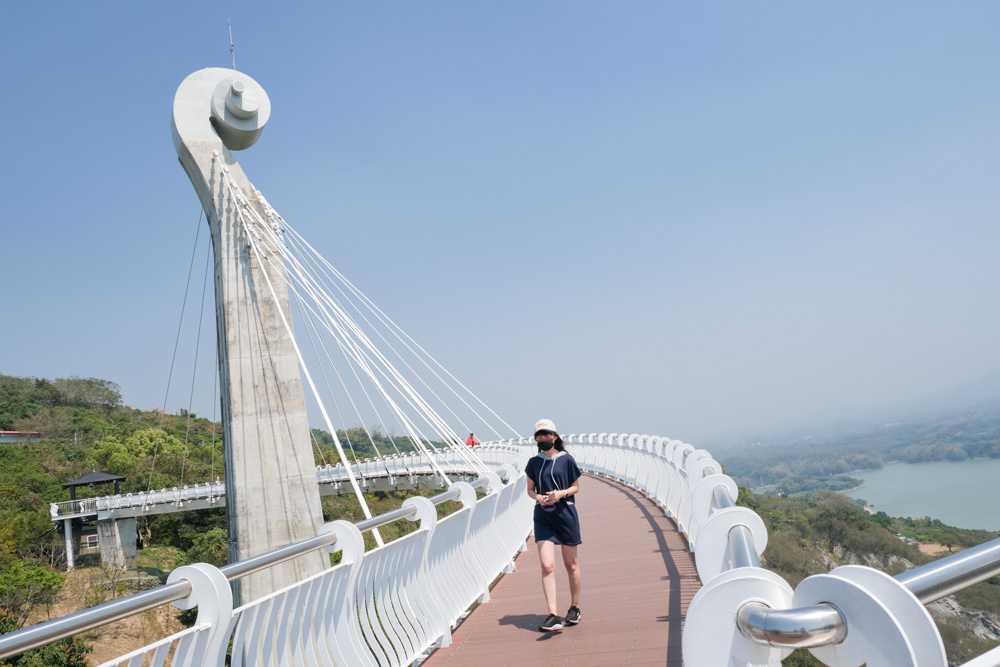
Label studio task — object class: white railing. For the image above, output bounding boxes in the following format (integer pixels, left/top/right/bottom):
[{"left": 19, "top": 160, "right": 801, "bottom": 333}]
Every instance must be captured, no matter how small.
[
  {"left": 50, "top": 481, "right": 227, "bottom": 520},
  {"left": 18, "top": 434, "right": 1000, "bottom": 666},
  {"left": 49, "top": 444, "right": 529, "bottom": 520}
]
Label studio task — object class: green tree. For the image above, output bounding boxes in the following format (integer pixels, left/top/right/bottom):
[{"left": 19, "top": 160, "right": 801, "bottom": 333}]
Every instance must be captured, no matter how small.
[
  {"left": 90, "top": 428, "right": 185, "bottom": 489},
  {"left": 0, "top": 560, "right": 64, "bottom": 630},
  {"left": 180, "top": 527, "right": 229, "bottom": 568},
  {"left": 52, "top": 377, "right": 121, "bottom": 410},
  {"left": 870, "top": 511, "right": 893, "bottom": 530}
]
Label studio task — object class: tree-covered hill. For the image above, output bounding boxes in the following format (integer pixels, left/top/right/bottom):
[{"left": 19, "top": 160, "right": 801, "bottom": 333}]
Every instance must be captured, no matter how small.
[{"left": 311, "top": 424, "right": 434, "bottom": 460}]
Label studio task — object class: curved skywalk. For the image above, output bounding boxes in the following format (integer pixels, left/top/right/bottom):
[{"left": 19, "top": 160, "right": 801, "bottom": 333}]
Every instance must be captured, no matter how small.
[{"left": 423, "top": 474, "right": 700, "bottom": 666}]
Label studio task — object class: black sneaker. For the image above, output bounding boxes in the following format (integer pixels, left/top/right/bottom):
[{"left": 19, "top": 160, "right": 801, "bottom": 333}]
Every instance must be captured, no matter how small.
[
  {"left": 538, "top": 613, "right": 564, "bottom": 632},
  {"left": 565, "top": 605, "right": 581, "bottom": 625}
]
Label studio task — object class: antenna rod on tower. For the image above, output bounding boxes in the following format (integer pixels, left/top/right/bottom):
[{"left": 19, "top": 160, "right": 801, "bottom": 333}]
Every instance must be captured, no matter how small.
[{"left": 229, "top": 20, "right": 236, "bottom": 70}]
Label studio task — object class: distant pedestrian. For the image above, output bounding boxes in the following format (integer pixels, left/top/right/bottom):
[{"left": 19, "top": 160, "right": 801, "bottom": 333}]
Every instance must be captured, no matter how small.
[
  {"left": 524, "top": 418, "right": 582, "bottom": 632},
  {"left": 466, "top": 433, "right": 480, "bottom": 447}
]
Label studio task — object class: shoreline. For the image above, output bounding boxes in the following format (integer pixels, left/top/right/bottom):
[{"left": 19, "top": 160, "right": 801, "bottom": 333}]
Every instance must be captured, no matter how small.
[{"left": 842, "top": 481, "right": 866, "bottom": 494}]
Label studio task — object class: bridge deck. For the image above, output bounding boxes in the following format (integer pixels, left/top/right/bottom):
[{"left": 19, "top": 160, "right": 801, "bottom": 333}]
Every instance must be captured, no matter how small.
[{"left": 424, "top": 475, "right": 700, "bottom": 666}]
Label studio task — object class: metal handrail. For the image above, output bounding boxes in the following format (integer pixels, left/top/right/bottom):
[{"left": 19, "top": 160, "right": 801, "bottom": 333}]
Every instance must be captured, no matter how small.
[
  {"left": 707, "top": 471, "right": 1000, "bottom": 649},
  {"left": 220, "top": 533, "right": 338, "bottom": 582},
  {"left": 0, "top": 581, "right": 193, "bottom": 658},
  {"left": 734, "top": 524, "right": 1000, "bottom": 648},
  {"left": 0, "top": 474, "right": 500, "bottom": 660},
  {"left": 738, "top": 603, "right": 848, "bottom": 648},
  {"left": 711, "top": 483, "right": 760, "bottom": 569},
  {"left": 896, "top": 537, "right": 1000, "bottom": 604},
  {"left": 727, "top": 525, "right": 760, "bottom": 570}
]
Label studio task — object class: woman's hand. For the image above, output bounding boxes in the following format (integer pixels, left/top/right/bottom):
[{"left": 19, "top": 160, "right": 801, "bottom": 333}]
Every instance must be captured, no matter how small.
[{"left": 540, "top": 491, "right": 560, "bottom": 506}]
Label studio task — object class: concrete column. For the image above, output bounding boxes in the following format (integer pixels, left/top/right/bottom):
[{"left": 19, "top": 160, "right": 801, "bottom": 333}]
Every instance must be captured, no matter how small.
[
  {"left": 172, "top": 68, "right": 327, "bottom": 605},
  {"left": 97, "top": 517, "right": 138, "bottom": 570},
  {"left": 63, "top": 519, "right": 74, "bottom": 571}
]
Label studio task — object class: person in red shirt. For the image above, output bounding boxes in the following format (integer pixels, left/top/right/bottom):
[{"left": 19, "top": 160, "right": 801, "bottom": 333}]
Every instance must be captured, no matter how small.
[{"left": 466, "top": 433, "right": 480, "bottom": 447}]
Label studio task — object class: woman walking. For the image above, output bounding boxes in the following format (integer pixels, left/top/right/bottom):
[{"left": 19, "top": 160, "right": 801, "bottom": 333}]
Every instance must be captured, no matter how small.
[{"left": 524, "top": 418, "right": 582, "bottom": 632}]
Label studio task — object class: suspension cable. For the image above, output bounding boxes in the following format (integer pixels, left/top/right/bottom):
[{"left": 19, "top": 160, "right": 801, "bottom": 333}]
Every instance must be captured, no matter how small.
[
  {"left": 180, "top": 242, "right": 213, "bottom": 486},
  {"left": 272, "top": 257, "right": 467, "bottom": 478},
  {"left": 294, "top": 291, "right": 407, "bottom": 476},
  {"left": 287, "top": 295, "right": 332, "bottom": 468},
  {"left": 270, "top": 226, "right": 487, "bottom": 472},
  {"left": 278, "top": 216, "right": 519, "bottom": 439},
  {"left": 259, "top": 195, "right": 513, "bottom": 446},
  {"left": 244, "top": 203, "right": 465, "bottom": 476},
  {"left": 216, "top": 156, "right": 385, "bottom": 545},
  {"left": 149, "top": 208, "right": 204, "bottom": 492},
  {"left": 259, "top": 193, "right": 491, "bottom": 476},
  {"left": 284, "top": 229, "right": 501, "bottom": 442},
  {"left": 210, "top": 346, "right": 218, "bottom": 483},
  {"left": 216, "top": 160, "right": 513, "bottom": 514}
]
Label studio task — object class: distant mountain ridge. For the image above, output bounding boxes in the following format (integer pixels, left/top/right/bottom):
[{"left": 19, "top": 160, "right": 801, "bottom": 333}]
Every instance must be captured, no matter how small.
[
  {"left": 720, "top": 370, "right": 1000, "bottom": 453},
  {"left": 709, "top": 371, "right": 1000, "bottom": 499},
  {"left": 914, "top": 370, "right": 1000, "bottom": 415}
]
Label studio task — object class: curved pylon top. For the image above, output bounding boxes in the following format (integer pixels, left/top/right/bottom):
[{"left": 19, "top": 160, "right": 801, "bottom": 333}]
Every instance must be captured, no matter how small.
[{"left": 171, "top": 67, "right": 271, "bottom": 154}]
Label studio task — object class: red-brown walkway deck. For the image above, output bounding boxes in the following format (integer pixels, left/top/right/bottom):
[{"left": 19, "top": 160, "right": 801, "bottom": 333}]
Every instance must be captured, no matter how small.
[{"left": 423, "top": 474, "right": 701, "bottom": 666}]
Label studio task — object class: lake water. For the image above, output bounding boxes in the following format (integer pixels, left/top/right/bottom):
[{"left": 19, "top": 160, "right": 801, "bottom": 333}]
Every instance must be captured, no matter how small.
[{"left": 843, "top": 459, "right": 1000, "bottom": 531}]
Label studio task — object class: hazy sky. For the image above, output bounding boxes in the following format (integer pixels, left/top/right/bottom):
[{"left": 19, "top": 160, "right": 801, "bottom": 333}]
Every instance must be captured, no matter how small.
[{"left": 2, "top": 3, "right": 998, "bottom": 447}]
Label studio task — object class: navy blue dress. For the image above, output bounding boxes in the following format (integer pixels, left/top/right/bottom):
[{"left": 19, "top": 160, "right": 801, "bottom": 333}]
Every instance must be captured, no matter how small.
[{"left": 525, "top": 451, "right": 582, "bottom": 546}]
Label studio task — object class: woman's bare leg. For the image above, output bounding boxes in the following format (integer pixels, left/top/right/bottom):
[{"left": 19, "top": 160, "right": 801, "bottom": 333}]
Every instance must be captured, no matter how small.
[
  {"left": 561, "top": 544, "right": 581, "bottom": 607},
  {"left": 538, "top": 540, "right": 558, "bottom": 614}
]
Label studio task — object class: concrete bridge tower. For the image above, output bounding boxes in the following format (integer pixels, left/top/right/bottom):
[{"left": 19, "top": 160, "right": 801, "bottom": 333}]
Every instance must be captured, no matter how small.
[{"left": 170, "top": 68, "right": 326, "bottom": 604}]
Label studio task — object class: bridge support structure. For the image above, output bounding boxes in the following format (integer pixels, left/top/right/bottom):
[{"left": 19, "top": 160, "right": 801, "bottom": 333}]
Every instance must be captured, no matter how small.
[
  {"left": 171, "top": 68, "right": 327, "bottom": 605},
  {"left": 96, "top": 517, "right": 138, "bottom": 570},
  {"left": 62, "top": 519, "right": 74, "bottom": 570}
]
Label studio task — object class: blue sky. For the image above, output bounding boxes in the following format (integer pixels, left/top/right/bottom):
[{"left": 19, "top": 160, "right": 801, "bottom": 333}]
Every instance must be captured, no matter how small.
[{"left": 2, "top": 3, "right": 998, "bottom": 446}]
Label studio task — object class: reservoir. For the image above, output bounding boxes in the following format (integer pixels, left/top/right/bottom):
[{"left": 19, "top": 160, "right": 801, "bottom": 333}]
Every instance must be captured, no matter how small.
[{"left": 843, "top": 459, "right": 1000, "bottom": 531}]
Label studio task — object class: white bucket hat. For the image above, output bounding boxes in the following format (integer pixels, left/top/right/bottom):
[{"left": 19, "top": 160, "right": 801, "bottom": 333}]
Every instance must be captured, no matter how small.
[{"left": 533, "top": 418, "right": 558, "bottom": 436}]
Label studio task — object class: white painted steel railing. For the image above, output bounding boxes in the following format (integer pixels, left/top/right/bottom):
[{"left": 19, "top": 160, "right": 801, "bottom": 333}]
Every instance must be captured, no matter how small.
[
  {"left": 49, "top": 445, "right": 528, "bottom": 520},
  {"left": 17, "top": 435, "right": 1000, "bottom": 666},
  {"left": 50, "top": 482, "right": 227, "bottom": 520}
]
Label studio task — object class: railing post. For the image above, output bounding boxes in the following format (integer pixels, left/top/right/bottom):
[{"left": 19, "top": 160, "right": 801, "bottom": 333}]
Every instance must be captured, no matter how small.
[
  {"left": 166, "top": 563, "right": 234, "bottom": 666},
  {"left": 316, "top": 520, "right": 371, "bottom": 667},
  {"left": 792, "top": 566, "right": 946, "bottom": 666},
  {"left": 403, "top": 495, "right": 446, "bottom": 650},
  {"left": 685, "top": 568, "right": 795, "bottom": 666}
]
